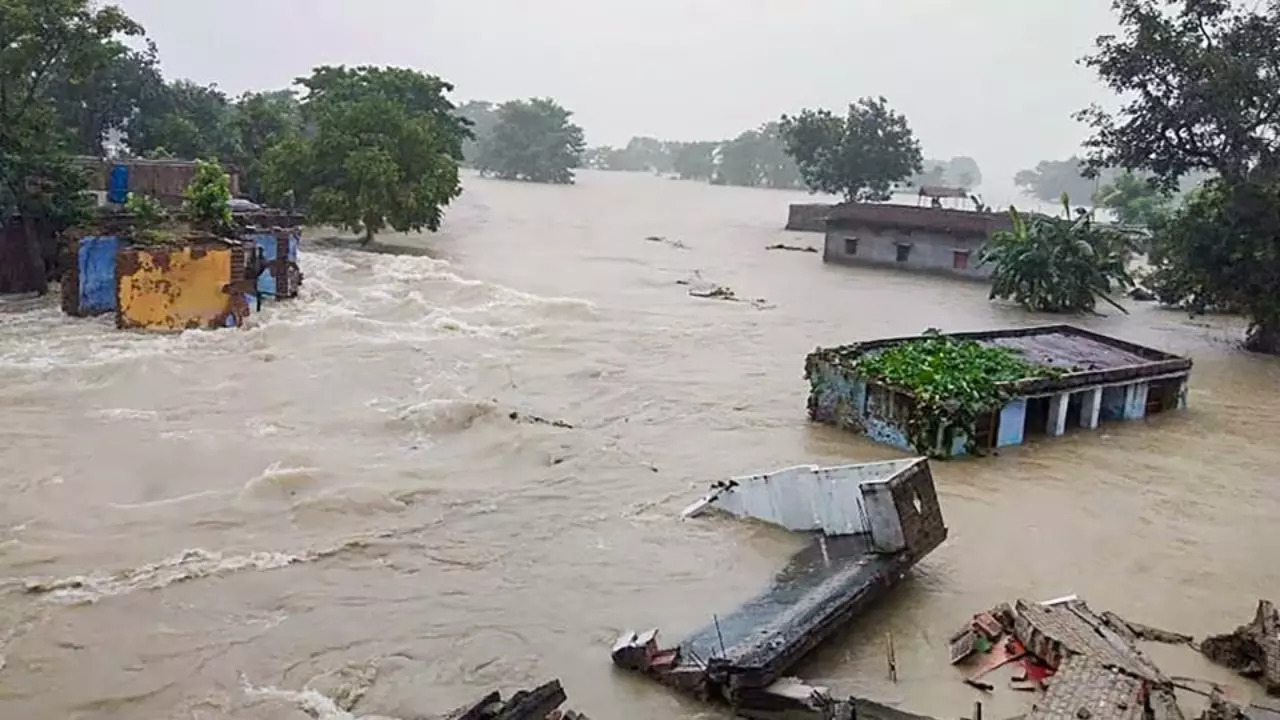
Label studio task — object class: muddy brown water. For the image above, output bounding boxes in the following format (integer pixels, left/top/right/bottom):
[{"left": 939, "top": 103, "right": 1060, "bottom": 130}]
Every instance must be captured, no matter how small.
[{"left": 0, "top": 170, "right": 1277, "bottom": 719}]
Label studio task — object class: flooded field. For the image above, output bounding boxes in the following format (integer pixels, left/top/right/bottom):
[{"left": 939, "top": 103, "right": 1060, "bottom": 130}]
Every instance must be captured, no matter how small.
[{"left": 0, "top": 170, "right": 1277, "bottom": 719}]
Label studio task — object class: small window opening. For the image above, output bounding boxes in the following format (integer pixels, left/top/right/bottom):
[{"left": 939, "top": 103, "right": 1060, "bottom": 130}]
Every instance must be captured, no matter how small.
[
  {"left": 844, "top": 237, "right": 859, "bottom": 255},
  {"left": 953, "top": 250, "right": 970, "bottom": 270},
  {"left": 895, "top": 243, "right": 912, "bottom": 263}
]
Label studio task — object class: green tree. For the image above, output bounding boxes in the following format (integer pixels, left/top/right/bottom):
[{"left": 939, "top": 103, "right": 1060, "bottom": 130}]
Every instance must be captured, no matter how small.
[
  {"left": 46, "top": 39, "right": 163, "bottom": 155},
  {"left": 670, "top": 141, "right": 719, "bottom": 181},
  {"left": 714, "top": 123, "right": 802, "bottom": 189},
  {"left": 127, "top": 79, "right": 241, "bottom": 161},
  {"left": 1077, "top": 0, "right": 1280, "bottom": 353},
  {"left": 0, "top": 0, "right": 142, "bottom": 292},
  {"left": 779, "top": 97, "right": 923, "bottom": 202},
  {"left": 1094, "top": 171, "right": 1172, "bottom": 228},
  {"left": 475, "top": 98, "right": 585, "bottom": 184},
  {"left": 297, "top": 65, "right": 470, "bottom": 161},
  {"left": 456, "top": 100, "right": 497, "bottom": 165},
  {"left": 231, "top": 90, "right": 301, "bottom": 201},
  {"left": 978, "top": 197, "right": 1134, "bottom": 315},
  {"left": 182, "top": 159, "right": 233, "bottom": 231},
  {"left": 262, "top": 66, "right": 468, "bottom": 244},
  {"left": 1013, "top": 157, "right": 1116, "bottom": 204}
]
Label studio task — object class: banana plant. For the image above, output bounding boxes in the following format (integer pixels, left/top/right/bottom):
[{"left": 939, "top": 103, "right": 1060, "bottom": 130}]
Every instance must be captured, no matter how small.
[{"left": 977, "top": 193, "right": 1133, "bottom": 315}]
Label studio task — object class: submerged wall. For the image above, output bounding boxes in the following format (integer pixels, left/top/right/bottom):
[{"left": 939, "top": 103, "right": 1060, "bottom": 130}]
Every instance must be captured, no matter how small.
[
  {"left": 116, "top": 244, "right": 251, "bottom": 331},
  {"left": 248, "top": 231, "right": 302, "bottom": 299},
  {"left": 785, "top": 203, "right": 835, "bottom": 232}
]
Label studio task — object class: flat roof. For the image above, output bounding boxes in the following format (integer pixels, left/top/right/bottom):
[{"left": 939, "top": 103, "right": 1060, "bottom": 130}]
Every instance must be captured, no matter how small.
[{"left": 833, "top": 324, "right": 1192, "bottom": 395}]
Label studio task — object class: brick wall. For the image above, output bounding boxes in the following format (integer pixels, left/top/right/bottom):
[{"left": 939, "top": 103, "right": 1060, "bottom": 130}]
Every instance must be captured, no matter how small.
[{"left": 888, "top": 461, "right": 947, "bottom": 560}]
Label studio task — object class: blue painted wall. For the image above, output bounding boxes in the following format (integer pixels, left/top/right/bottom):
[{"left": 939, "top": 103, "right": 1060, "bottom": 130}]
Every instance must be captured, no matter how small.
[
  {"left": 251, "top": 234, "right": 279, "bottom": 297},
  {"left": 250, "top": 232, "right": 301, "bottom": 299},
  {"left": 77, "top": 235, "right": 120, "bottom": 314},
  {"left": 865, "top": 416, "right": 913, "bottom": 452},
  {"left": 997, "top": 399, "right": 1027, "bottom": 447},
  {"left": 1124, "top": 382, "right": 1149, "bottom": 420},
  {"left": 1101, "top": 386, "right": 1127, "bottom": 422}
]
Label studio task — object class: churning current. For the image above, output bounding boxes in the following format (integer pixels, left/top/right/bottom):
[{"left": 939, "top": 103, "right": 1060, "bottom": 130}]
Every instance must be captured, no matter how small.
[{"left": 0, "top": 170, "right": 1277, "bottom": 720}]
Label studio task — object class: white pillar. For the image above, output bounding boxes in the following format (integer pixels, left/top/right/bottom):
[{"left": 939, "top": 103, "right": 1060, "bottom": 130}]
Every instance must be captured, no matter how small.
[
  {"left": 1047, "top": 393, "right": 1070, "bottom": 436},
  {"left": 1080, "top": 387, "right": 1103, "bottom": 430}
]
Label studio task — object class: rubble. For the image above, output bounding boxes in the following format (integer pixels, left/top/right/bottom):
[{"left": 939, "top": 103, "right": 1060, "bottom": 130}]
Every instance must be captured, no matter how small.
[
  {"left": 1201, "top": 600, "right": 1280, "bottom": 696},
  {"left": 950, "top": 596, "right": 1280, "bottom": 720},
  {"left": 442, "top": 680, "right": 587, "bottom": 720}
]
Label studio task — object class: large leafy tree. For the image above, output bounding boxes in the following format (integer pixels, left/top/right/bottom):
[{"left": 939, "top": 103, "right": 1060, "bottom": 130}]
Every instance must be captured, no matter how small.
[
  {"left": 1077, "top": 0, "right": 1280, "bottom": 353},
  {"left": 714, "top": 122, "right": 802, "bottom": 189},
  {"left": 978, "top": 197, "right": 1135, "bottom": 315},
  {"left": 779, "top": 97, "right": 923, "bottom": 202},
  {"left": 262, "top": 66, "right": 468, "bottom": 243},
  {"left": 475, "top": 98, "right": 586, "bottom": 184},
  {"left": 1013, "top": 158, "right": 1116, "bottom": 204},
  {"left": 455, "top": 100, "right": 497, "bottom": 165},
  {"left": 127, "top": 79, "right": 241, "bottom": 161},
  {"left": 1094, "top": 171, "right": 1173, "bottom": 228},
  {"left": 669, "top": 141, "right": 719, "bottom": 181},
  {"left": 45, "top": 39, "right": 163, "bottom": 155},
  {"left": 0, "top": 0, "right": 142, "bottom": 292},
  {"left": 230, "top": 90, "right": 301, "bottom": 202}
]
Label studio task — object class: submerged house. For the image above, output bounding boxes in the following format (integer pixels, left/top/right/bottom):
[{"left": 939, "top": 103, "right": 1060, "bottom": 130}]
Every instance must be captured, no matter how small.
[
  {"left": 822, "top": 202, "right": 1013, "bottom": 280},
  {"left": 60, "top": 209, "right": 304, "bottom": 332},
  {"left": 805, "top": 325, "right": 1193, "bottom": 458}
]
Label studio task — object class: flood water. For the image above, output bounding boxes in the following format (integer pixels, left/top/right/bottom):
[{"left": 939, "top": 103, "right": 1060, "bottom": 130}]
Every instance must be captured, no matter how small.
[{"left": 0, "top": 170, "right": 1277, "bottom": 720}]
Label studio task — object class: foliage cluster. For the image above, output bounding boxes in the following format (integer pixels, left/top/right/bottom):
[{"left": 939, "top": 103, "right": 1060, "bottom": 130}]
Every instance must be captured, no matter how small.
[
  {"left": 472, "top": 98, "right": 585, "bottom": 184},
  {"left": 182, "top": 159, "right": 233, "bottom": 231},
  {"left": 1075, "top": 0, "right": 1280, "bottom": 353},
  {"left": 979, "top": 197, "right": 1134, "bottom": 315},
  {"left": 779, "top": 97, "right": 923, "bottom": 202},
  {"left": 123, "top": 191, "right": 169, "bottom": 242},
  {"left": 261, "top": 65, "right": 469, "bottom": 243},
  {"left": 837, "top": 330, "right": 1058, "bottom": 457}
]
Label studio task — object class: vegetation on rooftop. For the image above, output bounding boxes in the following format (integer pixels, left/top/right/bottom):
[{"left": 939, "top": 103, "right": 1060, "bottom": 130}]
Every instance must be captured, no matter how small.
[{"left": 808, "top": 330, "right": 1062, "bottom": 457}]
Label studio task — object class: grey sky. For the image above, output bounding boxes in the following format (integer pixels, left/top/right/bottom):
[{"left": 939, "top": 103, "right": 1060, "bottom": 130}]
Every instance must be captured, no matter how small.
[{"left": 115, "top": 0, "right": 1121, "bottom": 192}]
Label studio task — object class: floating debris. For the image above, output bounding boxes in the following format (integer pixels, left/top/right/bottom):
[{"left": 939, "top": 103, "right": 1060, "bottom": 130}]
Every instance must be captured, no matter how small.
[
  {"left": 765, "top": 243, "right": 819, "bottom": 253},
  {"left": 508, "top": 410, "right": 575, "bottom": 429},
  {"left": 645, "top": 235, "right": 688, "bottom": 249},
  {"left": 443, "top": 680, "right": 586, "bottom": 720}
]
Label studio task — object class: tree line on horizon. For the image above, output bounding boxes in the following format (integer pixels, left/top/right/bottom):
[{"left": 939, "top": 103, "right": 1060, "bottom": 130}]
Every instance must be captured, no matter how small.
[
  {"left": 5, "top": 0, "right": 1280, "bottom": 354},
  {"left": 578, "top": 130, "right": 985, "bottom": 195}
]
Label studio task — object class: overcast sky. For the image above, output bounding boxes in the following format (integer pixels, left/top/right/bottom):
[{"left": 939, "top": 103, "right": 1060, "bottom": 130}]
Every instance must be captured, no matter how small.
[{"left": 114, "top": 0, "right": 1123, "bottom": 191}]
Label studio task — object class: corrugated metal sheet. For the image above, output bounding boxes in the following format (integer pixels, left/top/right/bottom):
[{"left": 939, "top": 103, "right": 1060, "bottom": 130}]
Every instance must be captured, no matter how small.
[
  {"left": 116, "top": 244, "right": 248, "bottom": 331},
  {"left": 682, "top": 458, "right": 923, "bottom": 537},
  {"left": 77, "top": 235, "right": 121, "bottom": 315}
]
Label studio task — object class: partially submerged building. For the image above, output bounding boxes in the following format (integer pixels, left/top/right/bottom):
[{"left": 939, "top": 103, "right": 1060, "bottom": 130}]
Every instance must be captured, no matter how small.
[
  {"left": 612, "top": 457, "right": 947, "bottom": 720},
  {"left": 822, "top": 203, "right": 1012, "bottom": 280},
  {"left": 805, "top": 325, "right": 1193, "bottom": 458},
  {"left": 60, "top": 209, "right": 304, "bottom": 332}
]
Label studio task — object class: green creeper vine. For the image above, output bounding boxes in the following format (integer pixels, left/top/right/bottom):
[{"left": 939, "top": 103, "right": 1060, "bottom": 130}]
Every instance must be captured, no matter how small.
[{"left": 811, "top": 329, "right": 1062, "bottom": 457}]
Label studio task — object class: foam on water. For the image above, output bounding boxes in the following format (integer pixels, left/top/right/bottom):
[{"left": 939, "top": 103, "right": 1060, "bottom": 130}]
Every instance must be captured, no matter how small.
[{"left": 0, "top": 247, "right": 596, "bottom": 375}]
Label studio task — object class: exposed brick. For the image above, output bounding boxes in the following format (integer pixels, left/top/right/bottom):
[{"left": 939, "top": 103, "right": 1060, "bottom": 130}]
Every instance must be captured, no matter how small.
[
  {"left": 1015, "top": 600, "right": 1166, "bottom": 683},
  {"left": 1029, "top": 656, "right": 1145, "bottom": 720}
]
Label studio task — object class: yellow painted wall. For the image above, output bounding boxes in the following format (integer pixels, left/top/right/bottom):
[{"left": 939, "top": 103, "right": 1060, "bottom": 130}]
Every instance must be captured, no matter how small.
[{"left": 117, "top": 245, "right": 243, "bottom": 331}]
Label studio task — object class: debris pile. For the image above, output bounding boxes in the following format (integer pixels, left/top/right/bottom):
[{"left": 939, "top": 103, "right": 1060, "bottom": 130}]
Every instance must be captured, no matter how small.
[
  {"left": 950, "top": 597, "right": 1280, "bottom": 720},
  {"left": 443, "top": 680, "right": 587, "bottom": 720},
  {"left": 1201, "top": 600, "right": 1280, "bottom": 696}
]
